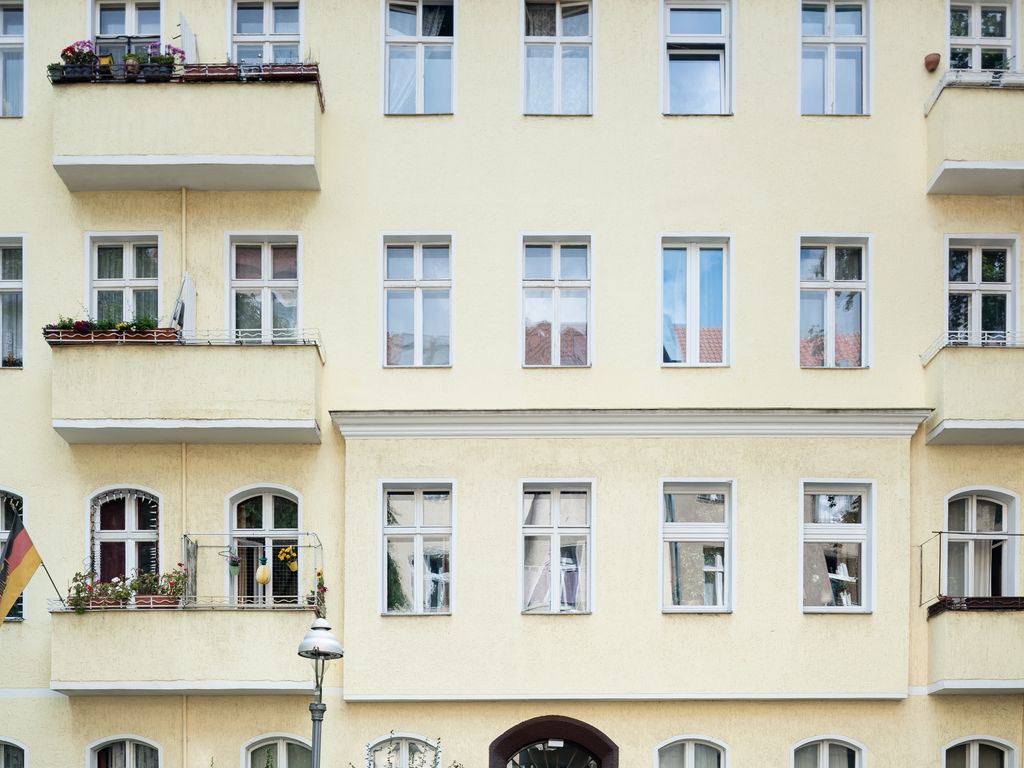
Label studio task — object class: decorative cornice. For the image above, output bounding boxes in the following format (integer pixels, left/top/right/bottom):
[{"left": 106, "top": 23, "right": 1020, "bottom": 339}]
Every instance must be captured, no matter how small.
[{"left": 331, "top": 409, "right": 930, "bottom": 440}]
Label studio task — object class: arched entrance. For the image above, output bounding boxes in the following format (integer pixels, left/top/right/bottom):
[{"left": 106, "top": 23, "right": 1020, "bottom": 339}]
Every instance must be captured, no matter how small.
[{"left": 489, "top": 715, "right": 618, "bottom": 768}]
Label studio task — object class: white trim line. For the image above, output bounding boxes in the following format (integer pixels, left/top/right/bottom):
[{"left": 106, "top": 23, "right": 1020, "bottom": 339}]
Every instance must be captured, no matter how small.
[
  {"left": 55, "top": 418, "right": 319, "bottom": 431},
  {"left": 332, "top": 409, "right": 930, "bottom": 439},
  {"left": 53, "top": 680, "right": 313, "bottom": 694},
  {"left": 343, "top": 690, "right": 908, "bottom": 701},
  {"left": 0, "top": 688, "right": 63, "bottom": 698},
  {"left": 54, "top": 154, "right": 317, "bottom": 167},
  {"left": 927, "top": 419, "right": 1024, "bottom": 443}
]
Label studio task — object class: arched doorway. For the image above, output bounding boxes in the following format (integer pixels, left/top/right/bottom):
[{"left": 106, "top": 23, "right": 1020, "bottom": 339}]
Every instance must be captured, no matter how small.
[{"left": 489, "top": 715, "right": 618, "bottom": 768}]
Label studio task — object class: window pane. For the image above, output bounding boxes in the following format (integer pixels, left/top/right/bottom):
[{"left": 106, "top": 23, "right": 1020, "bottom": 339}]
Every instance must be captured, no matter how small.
[
  {"left": 828, "top": 744, "right": 857, "bottom": 767},
  {"left": 422, "top": 245, "right": 450, "bottom": 278},
  {"left": 948, "top": 293, "right": 970, "bottom": 334},
  {"left": 98, "top": 743, "right": 127, "bottom": 768},
  {"left": 1, "top": 291, "right": 23, "bottom": 365},
  {"left": 97, "top": 246, "right": 124, "bottom": 279},
  {"left": 386, "top": 245, "right": 414, "bottom": 280},
  {"left": 524, "top": 491, "right": 552, "bottom": 526},
  {"left": 236, "top": 44, "right": 263, "bottom": 65},
  {"left": 950, "top": 7, "right": 970, "bottom": 36},
  {"left": 97, "top": 290, "right": 124, "bottom": 324},
  {"left": 981, "top": 249, "right": 1007, "bottom": 282},
  {"left": 274, "top": 4, "right": 300, "bottom": 33},
  {"left": 977, "top": 499, "right": 1004, "bottom": 532},
  {"left": 695, "top": 744, "right": 722, "bottom": 767},
  {"left": 559, "top": 491, "right": 588, "bottom": 526},
  {"left": 0, "top": 248, "right": 21, "bottom": 280},
  {"left": 272, "top": 245, "right": 298, "bottom": 279},
  {"left": 835, "top": 47, "right": 863, "bottom": 114},
  {"left": 525, "top": 3, "right": 556, "bottom": 36},
  {"left": 948, "top": 497, "right": 968, "bottom": 531},
  {"left": 562, "top": 4, "right": 590, "bottom": 35},
  {"left": 981, "top": 7, "right": 1007, "bottom": 36},
  {"left": 699, "top": 248, "right": 724, "bottom": 363},
  {"left": 134, "top": 245, "right": 158, "bottom": 280},
  {"left": 981, "top": 48, "right": 1009, "bottom": 69},
  {"left": 800, "top": 246, "right": 826, "bottom": 280},
  {"left": 386, "top": 536, "right": 414, "bottom": 611},
  {"left": 804, "top": 542, "right": 861, "bottom": 606},
  {"left": 800, "top": 291, "right": 826, "bottom": 366},
  {"left": 388, "top": 3, "right": 417, "bottom": 35},
  {"left": 665, "top": 491, "right": 726, "bottom": 523},
  {"left": 99, "top": 541, "right": 126, "bottom": 581},
  {"left": 287, "top": 743, "right": 313, "bottom": 768},
  {"left": 669, "top": 8, "right": 722, "bottom": 34},
  {"left": 137, "top": 6, "right": 160, "bottom": 35},
  {"left": 559, "top": 535, "right": 587, "bottom": 610},
  {"left": 3, "top": 743, "right": 26, "bottom": 768},
  {"left": 234, "top": 290, "right": 262, "bottom": 331},
  {"left": 950, "top": 47, "right": 972, "bottom": 69},
  {"left": 134, "top": 289, "right": 158, "bottom": 320},
  {"left": 271, "top": 289, "right": 297, "bottom": 330},
  {"left": 948, "top": 248, "right": 970, "bottom": 282},
  {"left": 423, "top": 535, "right": 451, "bottom": 611},
  {"left": 1, "top": 47, "right": 21, "bottom": 117},
  {"left": 424, "top": 46, "right": 453, "bottom": 113},
  {"left": 100, "top": 498, "right": 126, "bottom": 530},
  {"left": 1, "top": 7, "right": 23, "bottom": 35},
  {"left": 835, "top": 246, "right": 862, "bottom": 280},
  {"left": 835, "top": 5, "right": 863, "bottom": 35},
  {"left": 99, "top": 5, "right": 126, "bottom": 34},
  {"left": 249, "top": 744, "right": 276, "bottom": 768},
  {"left": 978, "top": 743, "right": 1006, "bottom": 768},
  {"left": 423, "top": 4, "right": 454, "bottom": 36},
  {"left": 525, "top": 244, "right": 553, "bottom": 279},
  {"left": 524, "top": 288, "right": 553, "bottom": 365},
  {"left": 272, "top": 44, "right": 300, "bottom": 63},
  {"left": 801, "top": 46, "right": 826, "bottom": 114},
  {"left": 805, "top": 493, "right": 862, "bottom": 524},
  {"left": 386, "top": 289, "right": 414, "bottom": 365},
  {"left": 665, "top": 541, "right": 724, "bottom": 606},
  {"left": 274, "top": 495, "right": 298, "bottom": 528},
  {"left": 423, "top": 491, "right": 451, "bottom": 526},
  {"left": 947, "top": 540, "right": 967, "bottom": 597},
  {"left": 561, "top": 45, "right": 590, "bottom": 114},
  {"left": 669, "top": 53, "right": 722, "bottom": 114},
  {"left": 663, "top": 248, "right": 687, "bottom": 363},
  {"left": 801, "top": 4, "right": 826, "bottom": 35},
  {"left": 834, "top": 291, "right": 862, "bottom": 367},
  {"left": 422, "top": 289, "right": 450, "bottom": 365},
  {"left": 560, "top": 245, "right": 588, "bottom": 279},
  {"left": 236, "top": 497, "right": 263, "bottom": 528},
  {"left": 524, "top": 535, "right": 552, "bottom": 610},
  {"left": 559, "top": 288, "right": 588, "bottom": 366},
  {"left": 136, "top": 540, "right": 158, "bottom": 574},
  {"left": 236, "top": 4, "right": 264, "bottom": 33},
  {"left": 386, "top": 491, "right": 415, "bottom": 526},
  {"left": 982, "top": 294, "right": 1006, "bottom": 334},
  {"left": 388, "top": 45, "right": 417, "bottom": 114},
  {"left": 235, "top": 245, "right": 262, "bottom": 279},
  {"left": 525, "top": 45, "right": 555, "bottom": 113}
]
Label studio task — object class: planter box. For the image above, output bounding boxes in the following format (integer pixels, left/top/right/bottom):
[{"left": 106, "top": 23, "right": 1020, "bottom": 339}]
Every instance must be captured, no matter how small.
[
  {"left": 141, "top": 63, "right": 172, "bottom": 82},
  {"left": 43, "top": 327, "right": 180, "bottom": 345},
  {"left": 182, "top": 64, "right": 240, "bottom": 82},
  {"left": 135, "top": 595, "right": 181, "bottom": 608},
  {"left": 261, "top": 64, "right": 320, "bottom": 82},
  {"left": 88, "top": 598, "right": 127, "bottom": 609},
  {"left": 61, "top": 64, "right": 94, "bottom": 82}
]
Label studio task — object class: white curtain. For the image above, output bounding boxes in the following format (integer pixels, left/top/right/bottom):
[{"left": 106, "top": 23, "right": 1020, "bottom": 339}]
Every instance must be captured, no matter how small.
[
  {"left": 135, "top": 744, "right": 159, "bottom": 768},
  {"left": 422, "top": 5, "right": 451, "bottom": 35},
  {"left": 974, "top": 541, "right": 993, "bottom": 597},
  {"left": 1, "top": 49, "right": 22, "bottom": 117}
]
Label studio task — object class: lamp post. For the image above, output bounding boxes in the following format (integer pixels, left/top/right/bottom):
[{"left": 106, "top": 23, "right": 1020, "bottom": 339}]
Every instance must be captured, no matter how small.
[{"left": 297, "top": 617, "right": 344, "bottom": 767}]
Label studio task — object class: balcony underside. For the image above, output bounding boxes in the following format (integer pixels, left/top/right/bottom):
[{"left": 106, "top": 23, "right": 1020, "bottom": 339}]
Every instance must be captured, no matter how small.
[
  {"left": 927, "top": 160, "right": 1024, "bottom": 196},
  {"left": 53, "top": 154, "right": 320, "bottom": 192},
  {"left": 52, "top": 418, "right": 321, "bottom": 444},
  {"left": 926, "top": 419, "right": 1024, "bottom": 445}
]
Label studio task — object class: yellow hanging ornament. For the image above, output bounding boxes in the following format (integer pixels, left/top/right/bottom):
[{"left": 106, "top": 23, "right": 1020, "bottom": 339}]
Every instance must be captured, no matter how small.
[{"left": 255, "top": 556, "right": 271, "bottom": 585}]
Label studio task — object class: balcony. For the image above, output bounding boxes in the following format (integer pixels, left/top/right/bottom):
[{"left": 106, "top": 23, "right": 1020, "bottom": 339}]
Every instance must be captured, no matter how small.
[
  {"left": 925, "top": 73, "right": 1024, "bottom": 195},
  {"left": 48, "top": 330, "right": 324, "bottom": 444},
  {"left": 921, "top": 332, "right": 1024, "bottom": 444},
  {"left": 51, "top": 64, "right": 323, "bottom": 192},
  {"left": 927, "top": 600, "right": 1024, "bottom": 694}
]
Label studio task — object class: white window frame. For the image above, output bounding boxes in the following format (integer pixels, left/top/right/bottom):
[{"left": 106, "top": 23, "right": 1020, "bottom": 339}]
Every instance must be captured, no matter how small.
[
  {"left": 0, "top": 740, "right": 26, "bottom": 768},
  {"left": 798, "top": 237, "right": 869, "bottom": 368},
  {"left": 87, "top": 233, "right": 162, "bottom": 325},
  {"left": 655, "top": 736, "right": 729, "bottom": 768},
  {"left": 231, "top": 0, "right": 302, "bottom": 66},
  {"left": 368, "top": 735, "right": 439, "bottom": 768},
  {"left": 800, "top": 0, "right": 869, "bottom": 115},
  {"left": 944, "top": 489, "right": 1018, "bottom": 598},
  {"left": 229, "top": 488, "right": 302, "bottom": 607},
  {"left": 942, "top": 737, "right": 1017, "bottom": 768},
  {"left": 660, "top": 480, "right": 734, "bottom": 613},
  {"left": 0, "top": 236, "right": 23, "bottom": 369},
  {"left": 226, "top": 232, "right": 302, "bottom": 341},
  {"left": 380, "top": 482, "right": 455, "bottom": 615},
  {"left": 1, "top": 489, "right": 25, "bottom": 621},
  {"left": 660, "top": 236, "right": 730, "bottom": 367},
  {"left": 242, "top": 735, "right": 312, "bottom": 768},
  {"left": 662, "top": 0, "right": 733, "bottom": 115},
  {"left": 949, "top": 1, "right": 1015, "bottom": 71},
  {"left": 92, "top": 0, "right": 162, "bottom": 62},
  {"left": 89, "top": 488, "right": 161, "bottom": 582},
  {"left": 520, "top": 480, "right": 594, "bottom": 614},
  {"left": 521, "top": 236, "right": 592, "bottom": 368},
  {"left": 800, "top": 481, "right": 873, "bottom": 614},
  {"left": 88, "top": 736, "right": 161, "bottom": 768},
  {"left": 381, "top": 235, "right": 454, "bottom": 367},
  {"left": 0, "top": 1, "right": 24, "bottom": 118},
  {"left": 945, "top": 236, "right": 1017, "bottom": 346},
  {"left": 791, "top": 736, "right": 865, "bottom": 768},
  {"left": 522, "top": 0, "right": 594, "bottom": 115},
  {"left": 383, "top": 0, "right": 456, "bottom": 115}
]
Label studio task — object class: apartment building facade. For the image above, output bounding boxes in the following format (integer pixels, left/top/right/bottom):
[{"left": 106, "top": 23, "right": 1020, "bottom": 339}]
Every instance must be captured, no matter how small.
[{"left": 0, "top": 0, "right": 1023, "bottom": 766}]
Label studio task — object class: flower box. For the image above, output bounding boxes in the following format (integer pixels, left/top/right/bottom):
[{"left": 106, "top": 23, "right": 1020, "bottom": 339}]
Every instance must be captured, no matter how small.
[
  {"left": 261, "top": 64, "right": 319, "bottom": 82},
  {"left": 135, "top": 595, "right": 181, "bottom": 608},
  {"left": 141, "top": 63, "right": 173, "bottom": 82},
  {"left": 43, "top": 327, "right": 180, "bottom": 345},
  {"left": 62, "top": 64, "right": 94, "bottom": 82},
  {"left": 88, "top": 598, "right": 127, "bottom": 609},
  {"left": 183, "top": 64, "right": 240, "bottom": 82}
]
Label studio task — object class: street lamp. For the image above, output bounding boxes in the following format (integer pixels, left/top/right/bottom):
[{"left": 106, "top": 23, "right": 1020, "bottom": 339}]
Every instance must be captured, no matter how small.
[{"left": 297, "top": 617, "right": 344, "bottom": 767}]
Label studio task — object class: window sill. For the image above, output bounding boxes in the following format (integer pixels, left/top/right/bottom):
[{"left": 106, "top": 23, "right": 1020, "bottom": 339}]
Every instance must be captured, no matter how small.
[
  {"left": 662, "top": 112, "right": 734, "bottom": 117},
  {"left": 0, "top": 115, "right": 24, "bottom": 120},
  {"left": 800, "top": 112, "right": 871, "bottom": 118},
  {"left": 523, "top": 364, "right": 592, "bottom": 369},
  {"left": 803, "top": 607, "right": 871, "bottom": 615},
  {"left": 662, "top": 363, "right": 729, "bottom": 369},
  {"left": 0, "top": 366, "right": 24, "bottom": 371},
  {"left": 382, "top": 611, "right": 452, "bottom": 617},
  {"left": 800, "top": 365, "right": 870, "bottom": 370},
  {"left": 384, "top": 365, "right": 453, "bottom": 370},
  {"left": 384, "top": 112, "right": 454, "bottom": 117},
  {"left": 524, "top": 112, "right": 593, "bottom": 118},
  {"left": 663, "top": 607, "right": 731, "bottom": 614},
  {"left": 522, "top": 610, "right": 592, "bottom": 616},
  {"left": 3, "top": 617, "right": 25, "bottom": 622}
]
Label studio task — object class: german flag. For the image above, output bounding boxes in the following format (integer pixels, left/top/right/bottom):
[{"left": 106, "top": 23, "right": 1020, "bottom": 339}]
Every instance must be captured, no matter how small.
[{"left": 0, "top": 516, "right": 41, "bottom": 621}]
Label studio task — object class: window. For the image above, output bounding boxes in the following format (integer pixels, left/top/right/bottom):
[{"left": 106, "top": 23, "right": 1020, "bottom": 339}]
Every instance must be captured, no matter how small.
[
  {"left": 91, "top": 237, "right": 160, "bottom": 325},
  {"left": 664, "top": 2, "right": 732, "bottom": 114},
  {"left": 232, "top": 490, "right": 300, "bottom": 605},
  {"left": 92, "top": 738, "right": 159, "bottom": 768},
  {"left": 946, "top": 492, "right": 1014, "bottom": 597},
  {"left": 946, "top": 740, "right": 1010, "bottom": 768},
  {"left": 794, "top": 738, "right": 861, "bottom": 767},
  {"left": 230, "top": 236, "right": 299, "bottom": 341},
  {"left": 94, "top": 1, "right": 161, "bottom": 67},
  {"left": 247, "top": 737, "right": 311, "bottom": 768},
  {"left": 0, "top": 741, "right": 25, "bottom": 768},
  {"left": 90, "top": 489, "right": 159, "bottom": 583},
  {"left": 524, "top": 1, "right": 592, "bottom": 115},
  {"left": 1, "top": 491, "right": 24, "bottom": 620},
  {"left": 661, "top": 239, "right": 727, "bottom": 365},
  {"left": 522, "top": 484, "right": 591, "bottom": 613},
  {"left": 507, "top": 742, "right": 597, "bottom": 768},
  {"left": 383, "top": 485, "right": 452, "bottom": 614},
  {"left": 233, "top": 1, "right": 300, "bottom": 66},
  {"left": 385, "top": 0, "right": 454, "bottom": 114},
  {"left": 523, "top": 239, "right": 590, "bottom": 366},
  {"left": 0, "top": 3, "right": 23, "bottom": 117},
  {"left": 662, "top": 483, "right": 731, "bottom": 612},
  {"left": 370, "top": 736, "right": 438, "bottom": 768},
  {"left": 0, "top": 240, "right": 22, "bottom": 368},
  {"left": 801, "top": 2, "right": 867, "bottom": 115},
  {"left": 658, "top": 738, "right": 725, "bottom": 768},
  {"left": 383, "top": 238, "right": 452, "bottom": 366},
  {"left": 799, "top": 240, "right": 866, "bottom": 367},
  {"left": 802, "top": 486, "right": 870, "bottom": 611},
  {"left": 490, "top": 716, "right": 617, "bottom": 768},
  {"left": 947, "top": 240, "right": 1014, "bottom": 345},
  {"left": 950, "top": 3, "right": 1012, "bottom": 71}
]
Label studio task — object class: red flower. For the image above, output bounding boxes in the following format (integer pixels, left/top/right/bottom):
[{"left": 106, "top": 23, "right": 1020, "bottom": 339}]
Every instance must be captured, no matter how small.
[{"left": 86, "top": 585, "right": 93, "bottom": 591}]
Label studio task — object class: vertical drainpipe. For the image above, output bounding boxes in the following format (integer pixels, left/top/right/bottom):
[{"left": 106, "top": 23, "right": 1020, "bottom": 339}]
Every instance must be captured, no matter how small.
[{"left": 180, "top": 185, "right": 188, "bottom": 768}]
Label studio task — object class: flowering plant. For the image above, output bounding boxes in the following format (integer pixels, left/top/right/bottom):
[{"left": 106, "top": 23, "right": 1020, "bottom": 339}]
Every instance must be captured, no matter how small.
[
  {"left": 160, "top": 563, "right": 188, "bottom": 597},
  {"left": 306, "top": 569, "right": 327, "bottom": 617},
  {"left": 92, "top": 576, "right": 133, "bottom": 602},
  {"left": 277, "top": 545, "right": 298, "bottom": 565},
  {"left": 73, "top": 319, "right": 94, "bottom": 333},
  {"left": 60, "top": 40, "right": 96, "bottom": 65},
  {"left": 147, "top": 43, "right": 185, "bottom": 67},
  {"left": 66, "top": 570, "right": 96, "bottom": 613}
]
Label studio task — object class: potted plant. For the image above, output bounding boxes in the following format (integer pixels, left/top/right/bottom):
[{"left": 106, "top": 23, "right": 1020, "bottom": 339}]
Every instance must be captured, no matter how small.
[
  {"left": 67, "top": 571, "right": 95, "bottom": 614},
  {"left": 223, "top": 549, "right": 241, "bottom": 576},
  {"left": 2, "top": 351, "right": 21, "bottom": 368},
  {"left": 277, "top": 545, "right": 298, "bottom": 572},
  {"left": 43, "top": 314, "right": 179, "bottom": 345},
  {"left": 123, "top": 52, "right": 143, "bottom": 80},
  {"left": 60, "top": 40, "right": 96, "bottom": 81},
  {"left": 90, "top": 576, "right": 132, "bottom": 608},
  {"left": 142, "top": 43, "right": 183, "bottom": 82},
  {"left": 134, "top": 563, "right": 187, "bottom": 607}
]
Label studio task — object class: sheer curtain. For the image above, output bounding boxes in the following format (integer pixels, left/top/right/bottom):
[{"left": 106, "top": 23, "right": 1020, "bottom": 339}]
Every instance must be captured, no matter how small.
[
  {"left": 135, "top": 744, "right": 159, "bottom": 768},
  {"left": 422, "top": 4, "right": 453, "bottom": 36},
  {"left": 1, "top": 49, "right": 22, "bottom": 117},
  {"left": 1, "top": 291, "right": 22, "bottom": 364}
]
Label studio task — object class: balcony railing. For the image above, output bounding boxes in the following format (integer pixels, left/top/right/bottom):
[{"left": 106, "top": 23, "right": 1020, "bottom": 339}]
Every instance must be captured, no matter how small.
[
  {"left": 918, "top": 530, "right": 1024, "bottom": 617},
  {"left": 921, "top": 330, "right": 1024, "bottom": 365}
]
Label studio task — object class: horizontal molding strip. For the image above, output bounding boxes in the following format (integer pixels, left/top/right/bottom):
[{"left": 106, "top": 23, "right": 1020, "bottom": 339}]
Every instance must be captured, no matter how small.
[
  {"left": 343, "top": 691, "right": 909, "bottom": 702},
  {"left": 332, "top": 409, "right": 931, "bottom": 440},
  {"left": 53, "top": 154, "right": 316, "bottom": 167},
  {"left": 927, "top": 679, "right": 1024, "bottom": 694},
  {"left": 50, "top": 680, "right": 314, "bottom": 695}
]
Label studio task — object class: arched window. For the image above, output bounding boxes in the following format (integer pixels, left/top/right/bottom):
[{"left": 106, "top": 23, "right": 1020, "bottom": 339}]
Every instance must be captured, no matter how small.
[
  {"left": 246, "top": 736, "right": 311, "bottom": 768},
  {"left": 92, "top": 738, "right": 159, "bottom": 768},
  {"left": 658, "top": 737, "right": 726, "bottom": 768},
  {"left": 489, "top": 716, "right": 618, "bottom": 768},
  {"left": 794, "top": 738, "right": 861, "bottom": 768},
  {"left": 90, "top": 489, "right": 160, "bottom": 582},
  {"left": 945, "top": 739, "right": 1010, "bottom": 768},
  {"left": 946, "top": 492, "right": 1015, "bottom": 597},
  {"left": 0, "top": 740, "right": 25, "bottom": 768},
  {"left": 1, "top": 491, "right": 25, "bottom": 620},
  {"left": 231, "top": 489, "right": 300, "bottom": 605},
  {"left": 368, "top": 735, "right": 437, "bottom": 768}
]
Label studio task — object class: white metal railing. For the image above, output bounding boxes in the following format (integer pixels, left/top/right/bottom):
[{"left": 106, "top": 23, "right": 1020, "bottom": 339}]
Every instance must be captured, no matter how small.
[
  {"left": 921, "top": 330, "right": 1024, "bottom": 365},
  {"left": 180, "top": 328, "right": 326, "bottom": 363},
  {"left": 924, "top": 68, "right": 1024, "bottom": 115}
]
